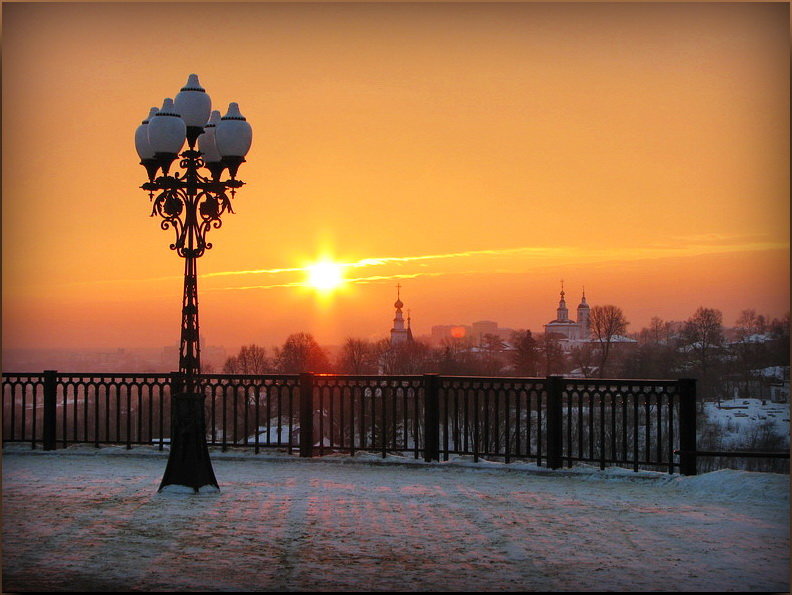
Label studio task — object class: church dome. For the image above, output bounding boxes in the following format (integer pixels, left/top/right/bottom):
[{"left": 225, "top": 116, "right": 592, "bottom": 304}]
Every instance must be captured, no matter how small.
[{"left": 394, "top": 298, "right": 404, "bottom": 309}]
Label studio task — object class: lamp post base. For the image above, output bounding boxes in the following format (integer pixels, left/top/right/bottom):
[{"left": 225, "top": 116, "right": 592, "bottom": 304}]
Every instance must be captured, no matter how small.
[{"left": 158, "top": 393, "right": 219, "bottom": 494}]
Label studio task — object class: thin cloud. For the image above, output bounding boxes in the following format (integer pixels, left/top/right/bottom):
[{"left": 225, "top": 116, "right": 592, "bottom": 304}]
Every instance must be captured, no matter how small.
[
  {"left": 203, "top": 271, "right": 450, "bottom": 292},
  {"left": 65, "top": 239, "right": 787, "bottom": 289}
]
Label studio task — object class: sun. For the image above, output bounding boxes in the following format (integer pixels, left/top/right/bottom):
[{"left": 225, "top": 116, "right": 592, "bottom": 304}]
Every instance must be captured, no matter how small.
[{"left": 307, "top": 261, "right": 345, "bottom": 291}]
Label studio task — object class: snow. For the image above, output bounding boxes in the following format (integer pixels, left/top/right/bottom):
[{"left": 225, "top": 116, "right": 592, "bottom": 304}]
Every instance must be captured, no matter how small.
[
  {"left": 703, "top": 398, "right": 790, "bottom": 449},
  {"left": 731, "top": 333, "right": 775, "bottom": 344},
  {"left": 752, "top": 365, "right": 790, "bottom": 380},
  {"left": 2, "top": 444, "right": 789, "bottom": 592}
]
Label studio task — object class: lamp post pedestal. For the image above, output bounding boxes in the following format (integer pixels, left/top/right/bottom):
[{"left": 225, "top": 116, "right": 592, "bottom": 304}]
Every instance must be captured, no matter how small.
[
  {"left": 158, "top": 253, "right": 218, "bottom": 493},
  {"left": 159, "top": 392, "right": 218, "bottom": 492}
]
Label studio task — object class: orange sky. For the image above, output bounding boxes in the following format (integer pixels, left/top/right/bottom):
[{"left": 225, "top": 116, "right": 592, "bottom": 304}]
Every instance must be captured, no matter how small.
[{"left": 2, "top": 2, "right": 789, "bottom": 352}]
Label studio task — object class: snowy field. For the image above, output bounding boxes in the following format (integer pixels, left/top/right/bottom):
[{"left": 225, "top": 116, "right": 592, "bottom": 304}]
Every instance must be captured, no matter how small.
[
  {"left": 2, "top": 445, "right": 789, "bottom": 592},
  {"left": 703, "top": 398, "right": 790, "bottom": 448}
]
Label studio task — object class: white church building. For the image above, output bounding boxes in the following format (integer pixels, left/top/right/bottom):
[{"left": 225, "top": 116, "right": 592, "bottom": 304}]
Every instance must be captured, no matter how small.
[
  {"left": 543, "top": 283, "right": 637, "bottom": 354},
  {"left": 544, "top": 283, "right": 590, "bottom": 345}
]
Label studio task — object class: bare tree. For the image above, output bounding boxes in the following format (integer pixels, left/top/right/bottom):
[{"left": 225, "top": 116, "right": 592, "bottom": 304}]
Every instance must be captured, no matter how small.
[
  {"left": 510, "top": 330, "right": 539, "bottom": 377},
  {"left": 683, "top": 307, "right": 724, "bottom": 401},
  {"left": 222, "top": 344, "right": 270, "bottom": 374},
  {"left": 589, "top": 304, "right": 629, "bottom": 378},
  {"left": 735, "top": 309, "right": 771, "bottom": 340},
  {"left": 379, "top": 339, "right": 431, "bottom": 375},
  {"left": 337, "top": 337, "right": 378, "bottom": 374},
  {"left": 537, "top": 332, "right": 566, "bottom": 376},
  {"left": 432, "top": 337, "right": 478, "bottom": 375},
  {"left": 273, "top": 333, "right": 331, "bottom": 373},
  {"left": 570, "top": 343, "right": 597, "bottom": 378},
  {"left": 732, "top": 310, "right": 765, "bottom": 397},
  {"left": 643, "top": 316, "right": 674, "bottom": 345},
  {"left": 479, "top": 333, "right": 505, "bottom": 375}
]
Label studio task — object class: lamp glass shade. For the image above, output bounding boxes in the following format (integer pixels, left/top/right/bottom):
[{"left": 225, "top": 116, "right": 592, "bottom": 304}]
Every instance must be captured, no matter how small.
[
  {"left": 174, "top": 74, "right": 212, "bottom": 129},
  {"left": 135, "top": 107, "right": 159, "bottom": 160},
  {"left": 197, "top": 110, "right": 222, "bottom": 163},
  {"left": 147, "top": 98, "right": 186, "bottom": 155},
  {"left": 215, "top": 102, "right": 252, "bottom": 158}
]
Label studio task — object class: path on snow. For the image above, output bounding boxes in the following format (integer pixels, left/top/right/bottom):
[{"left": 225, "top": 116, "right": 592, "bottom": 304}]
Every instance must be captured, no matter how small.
[{"left": 2, "top": 447, "right": 788, "bottom": 592}]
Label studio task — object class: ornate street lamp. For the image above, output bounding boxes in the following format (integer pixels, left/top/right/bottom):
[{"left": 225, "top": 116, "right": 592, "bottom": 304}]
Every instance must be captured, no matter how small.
[{"left": 135, "top": 74, "right": 252, "bottom": 493}]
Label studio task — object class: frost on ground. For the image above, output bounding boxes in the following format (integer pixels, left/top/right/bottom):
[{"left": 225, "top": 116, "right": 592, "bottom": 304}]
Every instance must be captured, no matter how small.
[
  {"left": 703, "top": 398, "right": 789, "bottom": 446},
  {"left": 2, "top": 445, "right": 789, "bottom": 592}
]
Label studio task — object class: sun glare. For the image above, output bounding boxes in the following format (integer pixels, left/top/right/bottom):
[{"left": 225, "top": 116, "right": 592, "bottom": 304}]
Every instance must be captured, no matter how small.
[{"left": 307, "top": 261, "right": 345, "bottom": 292}]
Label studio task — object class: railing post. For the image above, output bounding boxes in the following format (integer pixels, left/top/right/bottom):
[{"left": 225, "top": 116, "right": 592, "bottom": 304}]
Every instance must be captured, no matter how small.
[
  {"left": 43, "top": 370, "right": 57, "bottom": 451},
  {"left": 299, "top": 372, "right": 314, "bottom": 458},
  {"left": 423, "top": 374, "right": 440, "bottom": 462},
  {"left": 546, "top": 375, "right": 563, "bottom": 470},
  {"left": 678, "top": 378, "right": 697, "bottom": 476}
]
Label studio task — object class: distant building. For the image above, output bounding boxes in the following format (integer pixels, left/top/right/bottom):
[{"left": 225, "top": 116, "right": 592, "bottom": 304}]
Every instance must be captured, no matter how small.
[
  {"left": 390, "top": 284, "right": 413, "bottom": 346},
  {"left": 431, "top": 321, "right": 514, "bottom": 346},
  {"left": 471, "top": 320, "right": 498, "bottom": 344},
  {"left": 544, "top": 282, "right": 590, "bottom": 342},
  {"left": 431, "top": 324, "right": 471, "bottom": 343},
  {"left": 543, "top": 284, "right": 635, "bottom": 353}
]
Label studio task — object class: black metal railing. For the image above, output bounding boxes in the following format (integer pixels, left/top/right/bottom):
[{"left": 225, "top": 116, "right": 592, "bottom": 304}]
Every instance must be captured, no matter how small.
[
  {"left": 556, "top": 378, "right": 698, "bottom": 473},
  {"left": 438, "top": 377, "right": 548, "bottom": 464},
  {"left": 3, "top": 371, "right": 704, "bottom": 474},
  {"left": 202, "top": 374, "right": 300, "bottom": 454}
]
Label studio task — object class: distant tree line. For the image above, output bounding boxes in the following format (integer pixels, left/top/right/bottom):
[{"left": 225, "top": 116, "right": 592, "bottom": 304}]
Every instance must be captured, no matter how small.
[{"left": 217, "top": 306, "right": 790, "bottom": 403}]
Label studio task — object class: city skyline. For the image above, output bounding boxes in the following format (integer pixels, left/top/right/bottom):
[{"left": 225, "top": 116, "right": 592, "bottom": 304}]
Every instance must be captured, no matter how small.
[{"left": 3, "top": 2, "right": 788, "bottom": 352}]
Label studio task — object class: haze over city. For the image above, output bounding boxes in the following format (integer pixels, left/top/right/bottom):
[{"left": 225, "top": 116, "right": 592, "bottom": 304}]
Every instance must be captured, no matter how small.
[{"left": 3, "top": 2, "right": 788, "bottom": 356}]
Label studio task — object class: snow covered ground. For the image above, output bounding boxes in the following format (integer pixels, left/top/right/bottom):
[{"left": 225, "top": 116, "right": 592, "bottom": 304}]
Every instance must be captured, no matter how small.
[
  {"left": 2, "top": 445, "right": 789, "bottom": 592},
  {"left": 703, "top": 398, "right": 789, "bottom": 448}
]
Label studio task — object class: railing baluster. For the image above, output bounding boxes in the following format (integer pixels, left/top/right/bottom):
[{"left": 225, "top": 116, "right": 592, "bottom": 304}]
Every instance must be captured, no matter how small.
[
  {"left": 546, "top": 376, "right": 563, "bottom": 470},
  {"left": 644, "top": 391, "right": 651, "bottom": 466},
  {"left": 667, "top": 389, "right": 674, "bottom": 474},
  {"left": 439, "top": 382, "right": 447, "bottom": 460},
  {"left": 678, "top": 378, "right": 697, "bottom": 476},
  {"left": 349, "top": 385, "right": 355, "bottom": 456},
  {"left": 633, "top": 391, "right": 639, "bottom": 472},
  {"left": 287, "top": 383, "right": 294, "bottom": 455},
  {"left": 566, "top": 388, "right": 574, "bottom": 468},
  {"left": 537, "top": 385, "right": 543, "bottom": 466},
  {"left": 338, "top": 384, "right": 344, "bottom": 451},
  {"left": 363, "top": 384, "right": 368, "bottom": 451},
  {"left": 299, "top": 372, "right": 314, "bottom": 458},
  {"left": 504, "top": 386, "right": 511, "bottom": 463},
  {"left": 73, "top": 381, "right": 80, "bottom": 445},
  {"left": 63, "top": 378, "right": 70, "bottom": 449},
  {"left": 621, "top": 392, "right": 628, "bottom": 465},
  {"left": 31, "top": 383, "right": 38, "bottom": 449},
  {"left": 473, "top": 384, "right": 480, "bottom": 463},
  {"left": 526, "top": 389, "right": 533, "bottom": 460},
  {"left": 43, "top": 371, "right": 57, "bottom": 451},
  {"left": 611, "top": 392, "right": 617, "bottom": 463},
  {"left": 656, "top": 391, "right": 662, "bottom": 465},
  {"left": 254, "top": 381, "right": 261, "bottom": 453},
  {"left": 380, "top": 383, "right": 387, "bottom": 459},
  {"left": 599, "top": 390, "right": 605, "bottom": 470},
  {"left": 318, "top": 384, "right": 325, "bottom": 457},
  {"left": 577, "top": 388, "right": 583, "bottom": 461},
  {"left": 423, "top": 374, "right": 439, "bottom": 462}
]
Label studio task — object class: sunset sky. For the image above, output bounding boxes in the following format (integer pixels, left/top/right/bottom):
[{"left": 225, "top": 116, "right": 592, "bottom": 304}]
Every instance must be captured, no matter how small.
[{"left": 2, "top": 2, "right": 789, "bottom": 353}]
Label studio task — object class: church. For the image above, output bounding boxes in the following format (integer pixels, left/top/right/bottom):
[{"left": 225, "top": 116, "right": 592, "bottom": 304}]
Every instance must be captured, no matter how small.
[
  {"left": 543, "top": 283, "right": 590, "bottom": 344},
  {"left": 389, "top": 284, "right": 413, "bottom": 345}
]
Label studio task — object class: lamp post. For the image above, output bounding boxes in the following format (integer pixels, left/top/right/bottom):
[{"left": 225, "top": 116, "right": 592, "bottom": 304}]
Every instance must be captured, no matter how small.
[{"left": 135, "top": 74, "right": 252, "bottom": 493}]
